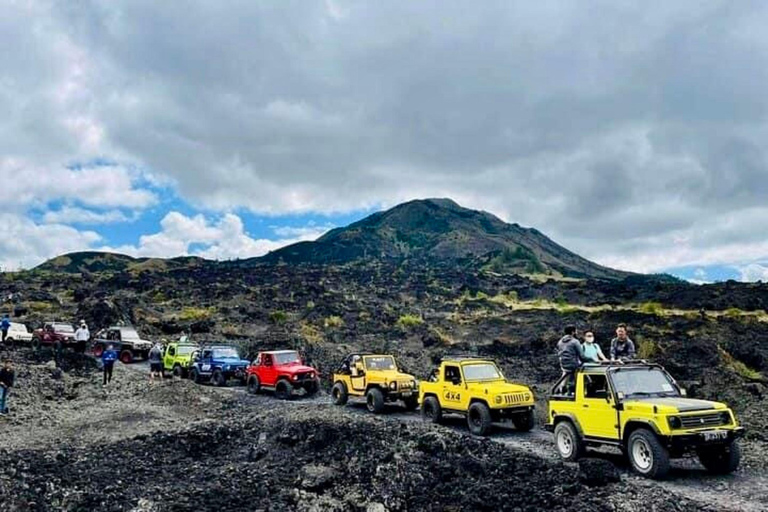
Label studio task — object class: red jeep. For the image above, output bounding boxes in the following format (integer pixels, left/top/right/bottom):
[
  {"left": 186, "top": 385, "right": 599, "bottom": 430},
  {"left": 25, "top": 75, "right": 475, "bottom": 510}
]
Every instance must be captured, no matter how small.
[
  {"left": 246, "top": 350, "right": 320, "bottom": 399},
  {"left": 31, "top": 322, "right": 85, "bottom": 352}
]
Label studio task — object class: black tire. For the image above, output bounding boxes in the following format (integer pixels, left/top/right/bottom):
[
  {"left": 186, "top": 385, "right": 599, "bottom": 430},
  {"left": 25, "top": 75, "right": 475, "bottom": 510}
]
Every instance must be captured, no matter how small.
[
  {"left": 403, "top": 395, "right": 419, "bottom": 411},
  {"left": 512, "top": 411, "right": 535, "bottom": 432},
  {"left": 421, "top": 396, "right": 442, "bottom": 424},
  {"left": 304, "top": 379, "right": 320, "bottom": 397},
  {"left": 366, "top": 387, "right": 385, "bottom": 414},
  {"left": 31, "top": 336, "right": 40, "bottom": 350},
  {"left": 332, "top": 382, "right": 348, "bottom": 405},
  {"left": 698, "top": 442, "right": 741, "bottom": 474},
  {"left": 247, "top": 375, "right": 261, "bottom": 394},
  {"left": 173, "top": 365, "right": 183, "bottom": 378},
  {"left": 467, "top": 402, "right": 493, "bottom": 436},
  {"left": 190, "top": 368, "right": 201, "bottom": 384},
  {"left": 119, "top": 350, "right": 133, "bottom": 364},
  {"left": 275, "top": 379, "right": 293, "bottom": 400},
  {"left": 627, "top": 429, "right": 670, "bottom": 479},
  {"left": 212, "top": 369, "right": 227, "bottom": 387},
  {"left": 554, "top": 421, "right": 583, "bottom": 462}
]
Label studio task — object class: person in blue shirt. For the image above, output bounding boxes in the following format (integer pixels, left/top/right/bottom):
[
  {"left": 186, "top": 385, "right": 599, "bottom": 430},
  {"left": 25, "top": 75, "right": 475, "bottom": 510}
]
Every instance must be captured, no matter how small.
[
  {"left": 102, "top": 343, "right": 118, "bottom": 385},
  {"left": 1, "top": 314, "right": 10, "bottom": 344},
  {"left": 582, "top": 329, "right": 608, "bottom": 362}
]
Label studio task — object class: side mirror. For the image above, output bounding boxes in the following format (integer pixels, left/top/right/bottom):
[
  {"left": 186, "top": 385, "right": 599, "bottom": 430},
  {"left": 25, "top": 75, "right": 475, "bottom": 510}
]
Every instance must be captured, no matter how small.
[
  {"left": 680, "top": 388, "right": 687, "bottom": 397},
  {"left": 617, "top": 392, "right": 625, "bottom": 400}
]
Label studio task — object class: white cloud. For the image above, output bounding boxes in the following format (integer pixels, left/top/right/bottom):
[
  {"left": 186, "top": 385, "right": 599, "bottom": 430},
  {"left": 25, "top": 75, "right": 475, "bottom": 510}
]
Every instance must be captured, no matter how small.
[
  {"left": 271, "top": 224, "right": 334, "bottom": 238},
  {"left": 104, "top": 212, "right": 325, "bottom": 261},
  {"left": 737, "top": 264, "right": 768, "bottom": 283},
  {"left": 0, "top": 213, "right": 100, "bottom": 270},
  {"left": 42, "top": 206, "right": 133, "bottom": 225}
]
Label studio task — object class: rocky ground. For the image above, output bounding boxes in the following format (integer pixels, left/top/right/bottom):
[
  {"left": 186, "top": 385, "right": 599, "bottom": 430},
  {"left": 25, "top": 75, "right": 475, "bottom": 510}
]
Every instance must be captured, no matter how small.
[{"left": 0, "top": 346, "right": 767, "bottom": 512}]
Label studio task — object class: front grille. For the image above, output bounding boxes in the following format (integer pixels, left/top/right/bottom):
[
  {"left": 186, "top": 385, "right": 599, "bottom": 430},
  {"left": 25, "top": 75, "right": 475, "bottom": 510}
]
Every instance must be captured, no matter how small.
[
  {"left": 503, "top": 393, "right": 530, "bottom": 405},
  {"left": 680, "top": 413, "right": 729, "bottom": 429},
  {"left": 398, "top": 381, "right": 415, "bottom": 390}
]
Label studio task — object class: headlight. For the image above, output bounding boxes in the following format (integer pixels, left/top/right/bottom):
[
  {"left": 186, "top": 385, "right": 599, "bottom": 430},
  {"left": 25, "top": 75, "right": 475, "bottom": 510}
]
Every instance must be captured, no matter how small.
[
  {"left": 309, "top": 372, "right": 315, "bottom": 378},
  {"left": 667, "top": 416, "right": 682, "bottom": 429},
  {"left": 411, "top": 380, "right": 417, "bottom": 388},
  {"left": 721, "top": 411, "right": 732, "bottom": 425},
  {"left": 494, "top": 395, "right": 502, "bottom": 405},
  {"left": 389, "top": 381, "right": 397, "bottom": 390},
  {"left": 293, "top": 375, "right": 299, "bottom": 381},
  {"left": 223, "top": 365, "right": 230, "bottom": 371}
]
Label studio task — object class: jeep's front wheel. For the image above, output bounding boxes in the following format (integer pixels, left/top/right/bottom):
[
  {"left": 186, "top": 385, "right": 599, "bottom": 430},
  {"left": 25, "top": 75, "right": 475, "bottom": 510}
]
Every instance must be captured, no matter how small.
[
  {"left": 512, "top": 411, "right": 535, "bottom": 432},
  {"left": 275, "top": 379, "right": 293, "bottom": 400},
  {"left": 554, "top": 421, "right": 583, "bottom": 462},
  {"left": 31, "top": 336, "right": 40, "bottom": 350},
  {"left": 172, "top": 365, "right": 183, "bottom": 378},
  {"left": 467, "top": 402, "right": 493, "bottom": 436},
  {"left": 212, "top": 370, "right": 227, "bottom": 387},
  {"left": 366, "top": 388, "right": 385, "bottom": 414},
  {"left": 119, "top": 350, "right": 133, "bottom": 364},
  {"left": 247, "top": 375, "right": 261, "bottom": 395},
  {"left": 331, "top": 382, "right": 348, "bottom": 406},
  {"left": 698, "top": 442, "right": 741, "bottom": 474},
  {"left": 627, "top": 429, "right": 670, "bottom": 479},
  {"left": 421, "top": 396, "right": 442, "bottom": 424}
]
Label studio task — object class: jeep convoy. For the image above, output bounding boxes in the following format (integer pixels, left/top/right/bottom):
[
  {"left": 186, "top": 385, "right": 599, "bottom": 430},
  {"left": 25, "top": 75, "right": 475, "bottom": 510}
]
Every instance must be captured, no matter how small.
[
  {"left": 419, "top": 356, "right": 535, "bottom": 436},
  {"left": 547, "top": 361, "right": 744, "bottom": 479},
  {"left": 331, "top": 353, "right": 419, "bottom": 413},
  {"left": 246, "top": 350, "right": 320, "bottom": 399}
]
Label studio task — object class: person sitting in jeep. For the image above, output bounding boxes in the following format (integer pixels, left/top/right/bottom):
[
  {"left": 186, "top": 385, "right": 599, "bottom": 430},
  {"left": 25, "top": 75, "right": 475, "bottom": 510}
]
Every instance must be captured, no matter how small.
[{"left": 610, "top": 324, "right": 636, "bottom": 361}]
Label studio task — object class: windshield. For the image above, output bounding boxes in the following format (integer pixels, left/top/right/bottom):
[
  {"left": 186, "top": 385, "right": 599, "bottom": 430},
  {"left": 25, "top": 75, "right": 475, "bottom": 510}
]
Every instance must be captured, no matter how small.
[
  {"left": 213, "top": 348, "right": 240, "bottom": 359},
  {"left": 462, "top": 363, "right": 503, "bottom": 381},
  {"left": 611, "top": 368, "right": 679, "bottom": 398},
  {"left": 274, "top": 351, "right": 301, "bottom": 365},
  {"left": 364, "top": 356, "right": 396, "bottom": 371},
  {"left": 120, "top": 328, "right": 140, "bottom": 340},
  {"left": 53, "top": 324, "right": 74, "bottom": 333}
]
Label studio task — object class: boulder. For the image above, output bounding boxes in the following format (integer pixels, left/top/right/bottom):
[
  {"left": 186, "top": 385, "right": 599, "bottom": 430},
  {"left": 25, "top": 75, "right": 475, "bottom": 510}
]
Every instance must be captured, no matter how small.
[{"left": 577, "top": 458, "right": 620, "bottom": 487}]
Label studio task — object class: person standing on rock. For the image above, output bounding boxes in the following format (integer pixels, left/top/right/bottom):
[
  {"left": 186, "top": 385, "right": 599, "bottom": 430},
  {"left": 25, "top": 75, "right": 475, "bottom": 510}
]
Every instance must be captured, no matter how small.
[
  {"left": 610, "top": 324, "right": 636, "bottom": 361},
  {"left": 582, "top": 329, "right": 608, "bottom": 362},
  {"left": 1, "top": 314, "right": 10, "bottom": 344},
  {"left": 102, "top": 343, "right": 118, "bottom": 386},
  {"left": 148, "top": 343, "right": 164, "bottom": 383},
  {"left": 0, "top": 359, "right": 14, "bottom": 414}
]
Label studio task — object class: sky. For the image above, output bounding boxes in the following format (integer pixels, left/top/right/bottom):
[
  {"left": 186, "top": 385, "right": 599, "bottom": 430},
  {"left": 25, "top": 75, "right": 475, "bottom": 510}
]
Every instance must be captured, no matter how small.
[{"left": 2, "top": 0, "right": 768, "bottom": 282}]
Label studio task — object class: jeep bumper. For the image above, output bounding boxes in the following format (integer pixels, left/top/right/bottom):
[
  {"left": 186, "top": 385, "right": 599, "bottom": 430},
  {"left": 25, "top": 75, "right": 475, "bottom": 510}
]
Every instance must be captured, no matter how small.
[
  {"left": 492, "top": 404, "right": 535, "bottom": 418},
  {"left": 667, "top": 427, "right": 745, "bottom": 451}
]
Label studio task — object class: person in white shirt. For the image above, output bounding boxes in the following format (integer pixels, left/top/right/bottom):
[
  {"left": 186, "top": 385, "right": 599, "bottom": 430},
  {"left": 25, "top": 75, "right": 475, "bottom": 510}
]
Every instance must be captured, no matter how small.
[{"left": 75, "top": 321, "right": 90, "bottom": 343}]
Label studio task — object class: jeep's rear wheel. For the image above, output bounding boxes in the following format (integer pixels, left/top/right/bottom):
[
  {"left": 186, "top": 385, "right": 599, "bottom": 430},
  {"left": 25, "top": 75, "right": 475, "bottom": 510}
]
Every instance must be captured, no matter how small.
[
  {"left": 698, "top": 442, "right": 741, "bottom": 474},
  {"left": 247, "top": 375, "right": 261, "bottom": 394},
  {"left": 212, "top": 370, "right": 227, "bottom": 387},
  {"left": 628, "top": 429, "right": 670, "bottom": 479},
  {"left": 421, "top": 396, "right": 442, "bottom": 424},
  {"left": 467, "top": 402, "right": 493, "bottom": 436},
  {"left": 304, "top": 379, "right": 320, "bottom": 397},
  {"left": 190, "top": 368, "right": 201, "bottom": 384},
  {"left": 275, "top": 379, "right": 293, "bottom": 400},
  {"left": 512, "top": 411, "right": 535, "bottom": 432},
  {"left": 403, "top": 396, "right": 419, "bottom": 411},
  {"left": 93, "top": 344, "right": 104, "bottom": 357},
  {"left": 119, "top": 350, "right": 133, "bottom": 364},
  {"left": 554, "top": 421, "right": 583, "bottom": 462},
  {"left": 366, "top": 388, "right": 385, "bottom": 414},
  {"left": 331, "top": 382, "right": 348, "bottom": 406}
]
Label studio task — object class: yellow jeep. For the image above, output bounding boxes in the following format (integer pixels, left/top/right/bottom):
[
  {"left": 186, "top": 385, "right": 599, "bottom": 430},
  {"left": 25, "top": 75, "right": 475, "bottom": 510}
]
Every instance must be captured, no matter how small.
[
  {"left": 546, "top": 361, "right": 745, "bottom": 479},
  {"left": 331, "top": 353, "right": 418, "bottom": 413},
  {"left": 418, "top": 356, "right": 535, "bottom": 436}
]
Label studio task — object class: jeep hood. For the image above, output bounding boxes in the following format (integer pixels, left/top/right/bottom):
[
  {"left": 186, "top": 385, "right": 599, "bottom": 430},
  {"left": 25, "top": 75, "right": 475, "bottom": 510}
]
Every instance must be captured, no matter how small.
[
  {"left": 624, "top": 397, "right": 728, "bottom": 414},
  {"left": 278, "top": 364, "right": 316, "bottom": 374},
  {"left": 467, "top": 381, "right": 530, "bottom": 394},
  {"left": 376, "top": 370, "right": 415, "bottom": 381},
  {"left": 215, "top": 358, "right": 249, "bottom": 366}
]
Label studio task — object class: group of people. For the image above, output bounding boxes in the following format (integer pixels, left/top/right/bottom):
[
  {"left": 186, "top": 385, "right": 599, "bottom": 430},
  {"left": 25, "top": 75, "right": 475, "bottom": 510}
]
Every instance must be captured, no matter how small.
[{"left": 557, "top": 323, "right": 636, "bottom": 375}]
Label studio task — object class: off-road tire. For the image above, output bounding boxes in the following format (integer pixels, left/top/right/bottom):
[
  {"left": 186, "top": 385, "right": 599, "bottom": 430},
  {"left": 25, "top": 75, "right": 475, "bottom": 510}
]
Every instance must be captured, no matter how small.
[
  {"left": 31, "top": 336, "right": 40, "bottom": 350},
  {"left": 4, "top": 337, "right": 12, "bottom": 343},
  {"left": 627, "top": 429, "right": 670, "bottom": 479},
  {"left": 554, "top": 421, "right": 583, "bottom": 462},
  {"left": 421, "top": 396, "right": 442, "bottom": 424},
  {"left": 403, "top": 395, "right": 419, "bottom": 411},
  {"left": 173, "top": 365, "right": 183, "bottom": 378},
  {"left": 304, "top": 379, "right": 320, "bottom": 397},
  {"left": 512, "top": 411, "right": 535, "bottom": 432},
  {"left": 366, "top": 387, "right": 385, "bottom": 414},
  {"left": 698, "top": 442, "right": 741, "bottom": 474},
  {"left": 212, "top": 369, "right": 227, "bottom": 387},
  {"left": 93, "top": 345, "right": 104, "bottom": 357},
  {"left": 332, "top": 382, "right": 348, "bottom": 405},
  {"left": 119, "top": 350, "right": 133, "bottom": 364},
  {"left": 467, "top": 402, "right": 493, "bottom": 436},
  {"left": 275, "top": 379, "right": 293, "bottom": 400},
  {"left": 247, "top": 375, "right": 261, "bottom": 394},
  {"left": 190, "top": 368, "right": 201, "bottom": 384}
]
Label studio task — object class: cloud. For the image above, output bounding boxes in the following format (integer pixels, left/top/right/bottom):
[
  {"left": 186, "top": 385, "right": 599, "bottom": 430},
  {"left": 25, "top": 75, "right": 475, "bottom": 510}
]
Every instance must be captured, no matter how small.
[
  {"left": 42, "top": 206, "right": 134, "bottom": 225},
  {"left": 271, "top": 224, "right": 334, "bottom": 238},
  {"left": 4, "top": 1, "right": 768, "bottom": 276},
  {"left": 104, "top": 212, "right": 325, "bottom": 260},
  {"left": 737, "top": 264, "right": 768, "bottom": 283}
]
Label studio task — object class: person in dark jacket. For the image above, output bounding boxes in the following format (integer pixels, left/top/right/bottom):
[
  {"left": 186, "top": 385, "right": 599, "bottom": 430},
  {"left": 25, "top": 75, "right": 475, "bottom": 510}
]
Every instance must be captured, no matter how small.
[
  {"left": 610, "top": 324, "right": 636, "bottom": 361},
  {"left": 1, "top": 315, "right": 10, "bottom": 344},
  {"left": 557, "top": 325, "right": 584, "bottom": 374},
  {"left": 148, "top": 343, "right": 164, "bottom": 383},
  {"left": 102, "top": 343, "right": 118, "bottom": 385},
  {"left": 0, "top": 359, "right": 14, "bottom": 414}
]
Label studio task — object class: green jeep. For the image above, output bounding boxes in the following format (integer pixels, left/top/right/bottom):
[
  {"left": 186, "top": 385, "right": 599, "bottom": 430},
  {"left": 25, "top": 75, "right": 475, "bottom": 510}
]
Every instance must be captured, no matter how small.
[{"left": 163, "top": 341, "right": 199, "bottom": 377}]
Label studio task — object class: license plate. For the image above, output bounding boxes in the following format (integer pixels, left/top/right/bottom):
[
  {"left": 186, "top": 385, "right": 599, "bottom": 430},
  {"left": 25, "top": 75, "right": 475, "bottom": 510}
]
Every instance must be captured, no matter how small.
[
  {"left": 401, "top": 391, "right": 412, "bottom": 398},
  {"left": 703, "top": 430, "right": 728, "bottom": 442}
]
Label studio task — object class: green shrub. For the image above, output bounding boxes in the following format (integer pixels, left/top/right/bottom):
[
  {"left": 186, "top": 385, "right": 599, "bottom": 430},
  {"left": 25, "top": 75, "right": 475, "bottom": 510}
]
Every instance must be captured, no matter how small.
[
  {"left": 269, "top": 310, "right": 288, "bottom": 325},
  {"left": 397, "top": 314, "right": 424, "bottom": 328},
  {"left": 178, "top": 307, "right": 214, "bottom": 321},
  {"left": 324, "top": 315, "right": 344, "bottom": 328},
  {"left": 306, "top": 300, "right": 315, "bottom": 310},
  {"left": 725, "top": 307, "right": 744, "bottom": 318},
  {"left": 719, "top": 347, "right": 763, "bottom": 381},
  {"left": 300, "top": 323, "right": 323, "bottom": 344},
  {"left": 637, "top": 339, "right": 661, "bottom": 360},
  {"left": 638, "top": 302, "right": 664, "bottom": 315}
]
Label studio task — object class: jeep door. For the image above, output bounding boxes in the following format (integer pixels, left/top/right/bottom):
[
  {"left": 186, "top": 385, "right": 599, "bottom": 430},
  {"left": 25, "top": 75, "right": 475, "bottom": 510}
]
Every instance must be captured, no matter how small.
[
  {"left": 579, "top": 373, "right": 619, "bottom": 439},
  {"left": 164, "top": 345, "right": 176, "bottom": 370},
  {"left": 441, "top": 365, "right": 468, "bottom": 411},
  {"left": 199, "top": 349, "right": 213, "bottom": 375},
  {"left": 260, "top": 354, "right": 278, "bottom": 386},
  {"left": 350, "top": 356, "right": 366, "bottom": 392}
]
